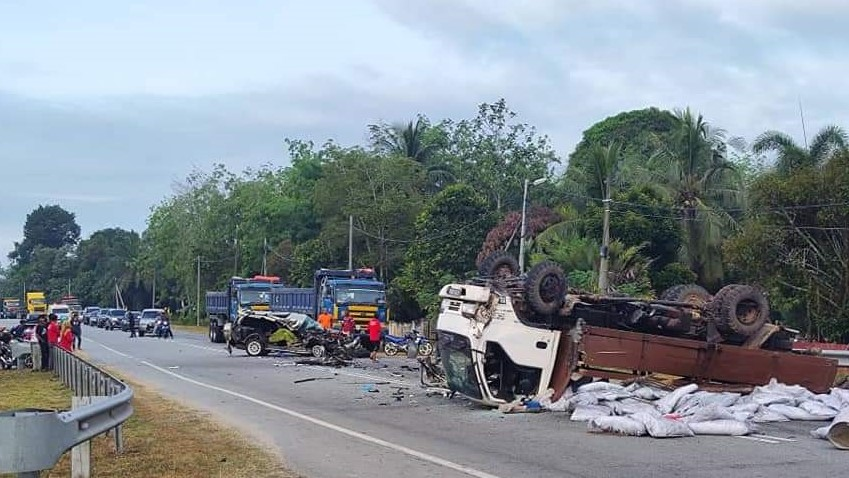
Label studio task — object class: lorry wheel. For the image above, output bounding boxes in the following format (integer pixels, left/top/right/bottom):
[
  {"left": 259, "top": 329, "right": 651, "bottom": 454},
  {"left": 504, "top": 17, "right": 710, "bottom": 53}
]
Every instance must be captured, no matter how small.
[
  {"left": 525, "top": 261, "right": 567, "bottom": 316},
  {"left": 478, "top": 252, "right": 520, "bottom": 279},
  {"left": 707, "top": 284, "right": 769, "bottom": 337},
  {"left": 660, "top": 284, "right": 711, "bottom": 307},
  {"left": 245, "top": 335, "right": 266, "bottom": 357}
]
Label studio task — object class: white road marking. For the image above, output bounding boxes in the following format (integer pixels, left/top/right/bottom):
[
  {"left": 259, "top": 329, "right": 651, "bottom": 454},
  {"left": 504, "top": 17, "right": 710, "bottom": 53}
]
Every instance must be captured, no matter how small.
[
  {"left": 736, "top": 436, "right": 780, "bottom": 444},
  {"left": 140, "top": 360, "right": 502, "bottom": 478},
  {"left": 749, "top": 434, "right": 797, "bottom": 443},
  {"left": 93, "top": 340, "right": 134, "bottom": 359}
]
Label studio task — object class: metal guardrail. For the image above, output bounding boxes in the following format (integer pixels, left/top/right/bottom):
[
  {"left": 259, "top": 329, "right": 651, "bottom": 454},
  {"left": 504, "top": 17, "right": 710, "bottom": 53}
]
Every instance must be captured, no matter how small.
[
  {"left": 0, "top": 346, "right": 134, "bottom": 477},
  {"left": 794, "top": 348, "right": 849, "bottom": 367}
]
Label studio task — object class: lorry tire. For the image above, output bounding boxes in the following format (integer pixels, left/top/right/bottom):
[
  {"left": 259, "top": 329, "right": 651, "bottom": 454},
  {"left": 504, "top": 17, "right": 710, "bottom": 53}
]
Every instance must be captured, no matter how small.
[
  {"left": 244, "top": 335, "right": 266, "bottom": 357},
  {"left": 660, "top": 284, "right": 711, "bottom": 307},
  {"left": 478, "top": 252, "right": 520, "bottom": 279},
  {"left": 525, "top": 261, "right": 567, "bottom": 316},
  {"left": 707, "top": 284, "right": 769, "bottom": 337}
]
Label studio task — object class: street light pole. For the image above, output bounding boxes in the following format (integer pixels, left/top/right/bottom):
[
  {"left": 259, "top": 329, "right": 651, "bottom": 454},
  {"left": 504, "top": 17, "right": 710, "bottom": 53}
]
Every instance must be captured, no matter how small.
[{"left": 519, "top": 177, "right": 547, "bottom": 274}]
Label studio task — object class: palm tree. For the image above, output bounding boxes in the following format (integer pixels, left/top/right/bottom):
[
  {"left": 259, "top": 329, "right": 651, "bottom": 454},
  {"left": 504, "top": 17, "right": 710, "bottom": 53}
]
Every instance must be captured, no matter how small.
[
  {"left": 752, "top": 125, "right": 847, "bottom": 173},
  {"left": 370, "top": 117, "right": 454, "bottom": 194},
  {"left": 647, "top": 108, "right": 743, "bottom": 288}
]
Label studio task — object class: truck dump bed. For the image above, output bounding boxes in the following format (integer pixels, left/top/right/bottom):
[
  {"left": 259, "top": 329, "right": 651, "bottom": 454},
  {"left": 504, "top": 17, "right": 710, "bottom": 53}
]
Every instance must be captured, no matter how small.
[
  {"left": 270, "top": 288, "right": 316, "bottom": 316},
  {"left": 205, "top": 291, "right": 228, "bottom": 315}
]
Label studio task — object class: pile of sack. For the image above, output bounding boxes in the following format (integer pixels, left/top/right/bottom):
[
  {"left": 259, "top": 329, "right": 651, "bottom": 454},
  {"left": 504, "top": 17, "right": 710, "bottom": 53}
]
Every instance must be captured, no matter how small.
[{"left": 528, "top": 379, "right": 849, "bottom": 448}]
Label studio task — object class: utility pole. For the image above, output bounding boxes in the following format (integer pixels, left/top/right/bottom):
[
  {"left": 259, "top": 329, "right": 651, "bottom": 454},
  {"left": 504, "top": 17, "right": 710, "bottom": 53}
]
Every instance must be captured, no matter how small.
[
  {"left": 519, "top": 177, "right": 547, "bottom": 274},
  {"left": 348, "top": 215, "right": 353, "bottom": 273},
  {"left": 196, "top": 255, "right": 201, "bottom": 327},
  {"left": 262, "top": 237, "right": 268, "bottom": 276},
  {"left": 598, "top": 196, "right": 612, "bottom": 294},
  {"left": 67, "top": 278, "right": 71, "bottom": 296},
  {"left": 233, "top": 224, "right": 239, "bottom": 276},
  {"left": 151, "top": 267, "right": 156, "bottom": 308}
]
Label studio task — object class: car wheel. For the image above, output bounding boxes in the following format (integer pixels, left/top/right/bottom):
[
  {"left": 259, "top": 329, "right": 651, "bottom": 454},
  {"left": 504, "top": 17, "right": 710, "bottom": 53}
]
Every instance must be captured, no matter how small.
[
  {"left": 245, "top": 335, "right": 265, "bottom": 357},
  {"left": 310, "top": 343, "right": 326, "bottom": 358}
]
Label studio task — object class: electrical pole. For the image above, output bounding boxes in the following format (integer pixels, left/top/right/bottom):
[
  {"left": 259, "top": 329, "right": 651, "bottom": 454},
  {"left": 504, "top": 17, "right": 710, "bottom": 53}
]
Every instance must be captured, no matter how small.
[
  {"left": 519, "top": 179, "right": 530, "bottom": 274},
  {"left": 348, "top": 215, "right": 353, "bottom": 273},
  {"left": 67, "top": 278, "right": 71, "bottom": 296},
  {"left": 233, "top": 224, "right": 239, "bottom": 276},
  {"left": 598, "top": 195, "right": 612, "bottom": 294},
  {"left": 196, "top": 255, "right": 201, "bottom": 327},
  {"left": 262, "top": 237, "right": 268, "bottom": 276},
  {"left": 151, "top": 267, "right": 156, "bottom": 308}
]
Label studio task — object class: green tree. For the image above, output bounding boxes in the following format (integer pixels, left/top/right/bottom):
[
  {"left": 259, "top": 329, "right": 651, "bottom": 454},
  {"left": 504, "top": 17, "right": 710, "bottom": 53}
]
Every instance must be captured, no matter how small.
[
  {"left": 395, "top": 184, "right": 494, "bottom": 320},
  {"left": 645, "top": 108, "right": 742, "bottom": 288},
  {"left": 369, "top": 117, "right": 454, "bottom": 194},
  {"left": 289, "top": 239, "right": 336, "bottom": 287},
  {"left": 752, "top": 125, "right": 847, "bottom": 173},
  {"left": 8, "top": 205, "right": 81, "bottom": 265},
  {"left": 75, "top": 228, "right": 142, "bottom": 307},
  {"left": 440, "top": 99, "right": 558, "bottom": 211}
]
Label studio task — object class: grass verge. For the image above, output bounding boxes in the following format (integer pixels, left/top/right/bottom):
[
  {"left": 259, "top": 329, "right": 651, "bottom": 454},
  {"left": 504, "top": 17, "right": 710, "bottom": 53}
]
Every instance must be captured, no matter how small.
[{"left": 0, "top": 370, "right": 297, "bottom": 478}]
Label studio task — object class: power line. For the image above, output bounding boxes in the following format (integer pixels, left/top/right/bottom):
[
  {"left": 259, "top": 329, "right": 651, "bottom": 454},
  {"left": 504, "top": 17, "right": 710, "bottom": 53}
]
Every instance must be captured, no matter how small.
[{"left": 352, "top": 216, "right": 489, "bottom": 245}]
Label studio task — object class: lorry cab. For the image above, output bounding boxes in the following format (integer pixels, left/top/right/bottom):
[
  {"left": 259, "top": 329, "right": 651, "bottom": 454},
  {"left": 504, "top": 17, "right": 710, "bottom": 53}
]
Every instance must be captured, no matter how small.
[
  {"left": 207, "top": 275, "right": 282, "bottom": 343},
  {"left": 48, "top": 304, "right": 71, "bottom": 322},
  {"left": 436, "top": 283, "right": 561, "bottom": 406},
  {"left": 26, "top": 292, "right": 47, "bottom": 314},
  {"left": 315, "top": 269, "right": 387, "bottom": 329}
]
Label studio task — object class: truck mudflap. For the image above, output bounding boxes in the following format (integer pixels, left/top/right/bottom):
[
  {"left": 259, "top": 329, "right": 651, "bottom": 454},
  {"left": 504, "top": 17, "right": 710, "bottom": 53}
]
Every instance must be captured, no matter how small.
[{"left": 550, "top": 325, "right": 838, "bottom": 399}]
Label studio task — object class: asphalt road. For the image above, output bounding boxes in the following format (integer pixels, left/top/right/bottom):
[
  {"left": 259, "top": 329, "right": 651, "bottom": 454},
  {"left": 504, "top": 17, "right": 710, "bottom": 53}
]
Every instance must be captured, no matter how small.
[{"left": 2, "top": 319, "right": 846, "bottom": 478}]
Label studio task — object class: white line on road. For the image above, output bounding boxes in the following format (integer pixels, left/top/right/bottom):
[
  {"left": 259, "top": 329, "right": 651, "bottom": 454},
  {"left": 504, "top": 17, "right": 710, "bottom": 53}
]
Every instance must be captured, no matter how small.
[
  {"left": 140, "top": 360, "right": 503, "bottom": 478},
  {"left": 736, "top": 436, "right": 780, "bottom": 444},
  {"left": 749, "top": 434, "right": 797, "bottom": 443},
  {"left": 93, "top": 340, "right": 134, "bottom": 359}
]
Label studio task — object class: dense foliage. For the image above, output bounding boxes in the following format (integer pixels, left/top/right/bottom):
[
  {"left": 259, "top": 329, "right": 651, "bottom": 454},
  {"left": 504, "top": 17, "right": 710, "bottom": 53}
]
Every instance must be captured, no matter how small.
[{"left": 2, "top": 100, "right": 847, "bottom": 340}]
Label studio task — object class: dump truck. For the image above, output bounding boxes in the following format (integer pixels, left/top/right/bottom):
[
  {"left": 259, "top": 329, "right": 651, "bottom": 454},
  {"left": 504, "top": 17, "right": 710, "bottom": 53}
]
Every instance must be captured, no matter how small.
[
  {"left": 270, "top": 268, "right": 387, "bottom": 329},
  {"left": 207, "top": 275, "right": 282, "bottom": 343},
  {"left": 25, "top": 291, "right": 46, "bottom": 314},
  {"left": 2, "top": 298, "right": 22, "bottom": 320},
  {"left": 435, "top": 253, "right": 838, "bottom": 407}
]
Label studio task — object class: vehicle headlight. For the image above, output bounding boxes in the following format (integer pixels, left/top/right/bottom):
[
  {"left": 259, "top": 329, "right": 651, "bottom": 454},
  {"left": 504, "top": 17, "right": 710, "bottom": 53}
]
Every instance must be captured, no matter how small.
[{"left": 460, "top": 303, "right": 478, "bottom": 319}]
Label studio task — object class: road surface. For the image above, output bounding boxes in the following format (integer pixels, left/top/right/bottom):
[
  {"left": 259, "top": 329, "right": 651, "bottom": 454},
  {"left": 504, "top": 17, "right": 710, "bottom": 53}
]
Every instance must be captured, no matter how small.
[{"left": 2, "top": 319, "right": 845, "bottom": 478}]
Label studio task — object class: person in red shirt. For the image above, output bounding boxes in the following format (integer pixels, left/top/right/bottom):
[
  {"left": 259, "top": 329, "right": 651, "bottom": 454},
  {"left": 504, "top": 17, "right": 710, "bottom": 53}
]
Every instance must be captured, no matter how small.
[
  {"left": 46, "top": 314, "right": 60, "bottom": 369},
  {"left": 341, "top": 312, "right": 355, "bottom": 336},
  {"left": 58, "top": 321, "right": 74, "bottom": 352},
  {"left": 367, "top": 316, "right": 382, "bottom": 362}
]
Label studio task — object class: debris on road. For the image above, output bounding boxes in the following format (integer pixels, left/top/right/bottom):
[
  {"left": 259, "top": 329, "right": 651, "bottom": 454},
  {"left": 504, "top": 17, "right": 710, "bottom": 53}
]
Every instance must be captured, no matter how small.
[{"left": 293, "top": 377, "right": 335, "bottom": 384}]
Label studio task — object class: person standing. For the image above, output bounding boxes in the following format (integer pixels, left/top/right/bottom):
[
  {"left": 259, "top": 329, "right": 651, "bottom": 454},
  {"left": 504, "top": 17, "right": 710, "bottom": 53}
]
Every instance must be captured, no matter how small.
[
  {"left": 317, "top": 309, "right": 332, "bottom": 330},
  {"left": 341, "top": 312, "right": 355, "bottom": 336},
  {"left": 70, "top": 312, "right": 82, "bottom": 350},
  {"left": 128, "top": 311, "right": 137, "bottom": 338},
  {"left": 367, "top": 316, "right": 382, "bottom": 362},
  {"left": 34, "top": 315, "right": 48, "bottom": 371},
  {"left": 58, "top": 321, "right": 74, "bottom": 352},
  {"left": 46, "top": 314, "right": 59, "bottom": 370}
]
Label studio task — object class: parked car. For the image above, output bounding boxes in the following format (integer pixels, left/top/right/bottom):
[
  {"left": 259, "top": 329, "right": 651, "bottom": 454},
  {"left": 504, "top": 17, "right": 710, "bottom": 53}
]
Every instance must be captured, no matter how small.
[
  {"left": 82, "top": 306, "right": 101, "bottom": 325},
  {"left": 96, "top": 310, "right": 112, "bottom": 328},
  {"left": 105, "top": 309, "right": 127, "bottom": 330},
  {"left": 138, "top": 309, "right": 166, "bottom": 337}
]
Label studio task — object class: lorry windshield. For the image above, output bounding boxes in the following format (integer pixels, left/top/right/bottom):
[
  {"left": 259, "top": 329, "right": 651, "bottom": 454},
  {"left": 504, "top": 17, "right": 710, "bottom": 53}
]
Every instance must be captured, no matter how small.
[
  {"left": 31, "top": 298, "right": 45, "bottom": 305},
  {"left": 335, "top": 288, "right": 385, "bottom": 304},
  {"left": 52, "top": 306, "right": 70, "bottom": 314},
  {"left": 240, "top": 289, "right": 271, "bottom": 305},
  {"left": 437, "top": 332, "right": 482, "bottom": 400}
]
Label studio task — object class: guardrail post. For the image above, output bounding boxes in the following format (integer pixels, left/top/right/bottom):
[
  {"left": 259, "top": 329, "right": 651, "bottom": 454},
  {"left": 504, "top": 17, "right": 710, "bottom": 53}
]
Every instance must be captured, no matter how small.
[{"left": 71, "top": 396, "right": 92, "bottom": 478}]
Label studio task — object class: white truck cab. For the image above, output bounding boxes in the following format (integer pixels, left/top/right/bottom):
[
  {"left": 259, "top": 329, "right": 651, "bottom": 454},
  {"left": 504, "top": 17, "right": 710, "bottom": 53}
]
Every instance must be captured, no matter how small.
[{"left": 436, "top": 283, "right": 561, "bottom": 406}]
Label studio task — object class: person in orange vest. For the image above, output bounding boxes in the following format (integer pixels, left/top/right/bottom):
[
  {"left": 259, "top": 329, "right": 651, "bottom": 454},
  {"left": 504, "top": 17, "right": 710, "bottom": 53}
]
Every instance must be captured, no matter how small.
[{"left": 317, "top": 309, "right": 333, "bottom": 330}]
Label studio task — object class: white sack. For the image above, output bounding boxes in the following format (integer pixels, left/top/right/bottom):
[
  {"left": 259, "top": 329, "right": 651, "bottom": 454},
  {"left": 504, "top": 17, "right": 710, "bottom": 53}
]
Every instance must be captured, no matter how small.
[
  {"left": 767, "top": 404, "right": 829, "bottom": 421},
  {"left": 617, "top": 399, "right": 661, "bottom": 416},
  {"left": 630, "top": 412, "right": 694, "bottom": 438},
  {"left": 578, "top": 381, "right": 627, "bottom": 393},
  {"left": 813, "top": 393, "right": 843, "bottom": 412},
  {"left": 688, "top": 419, "right": 750, "bottom": 436},
  {"left": 633, "top": 386, "right": 666, "bottom": 401},
  {"left": 811, "top": 426, "right": 830, "bottom": 440},
  {"left": 587, "top": 416, "right": 647, "bottom": 436},
  {"left": 684, "top": 404, "right": 735, "bottom": 423},
  {"left": 799, "top": 400, "right": 839, "bottom": 419},
  {"left": 563, "top": 393, "right": 600, "bottom": 412},
  {"left": 752, "top": 407, "right": 790, "bottom": 423},
  {"left": 570, "top": 404, "right": 612, "bottom": 422},
  {"left": 656, "top": 384, "right": 698, "bottom": 414}
]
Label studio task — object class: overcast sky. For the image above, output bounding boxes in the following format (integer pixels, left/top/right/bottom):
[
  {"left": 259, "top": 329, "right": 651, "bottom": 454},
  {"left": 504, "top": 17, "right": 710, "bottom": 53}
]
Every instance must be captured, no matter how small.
[{"left": 1, "top": 0, "right": 847, "bottom": 265}]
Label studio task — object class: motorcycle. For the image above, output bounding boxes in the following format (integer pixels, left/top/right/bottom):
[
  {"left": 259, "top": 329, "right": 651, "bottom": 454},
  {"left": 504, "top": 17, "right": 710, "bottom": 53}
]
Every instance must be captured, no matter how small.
[
  {"left": 383, "top": 330, "right": 433, "bottom": 357},
  {"left": 155, "top": 320, "right": 174, "bottom": 339}
]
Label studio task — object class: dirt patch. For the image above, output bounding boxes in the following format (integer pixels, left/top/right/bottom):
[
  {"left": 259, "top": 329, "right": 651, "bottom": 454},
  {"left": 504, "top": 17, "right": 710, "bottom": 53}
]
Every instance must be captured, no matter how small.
[{"left": 0, "top": 370, "right": 298, "bottom": 478}]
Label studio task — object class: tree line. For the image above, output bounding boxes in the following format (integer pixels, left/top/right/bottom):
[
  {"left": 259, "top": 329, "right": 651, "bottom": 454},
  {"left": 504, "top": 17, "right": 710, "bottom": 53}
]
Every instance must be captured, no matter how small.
[{"left": 1, "top": 100, "right": 847, "bottom": 341}]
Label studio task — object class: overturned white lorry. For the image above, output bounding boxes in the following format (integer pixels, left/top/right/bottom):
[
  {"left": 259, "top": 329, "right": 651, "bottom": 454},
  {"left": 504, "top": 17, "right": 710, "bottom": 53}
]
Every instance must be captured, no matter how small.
[{"left": 435, "top": 253, "right": 838, "bottom": 407}]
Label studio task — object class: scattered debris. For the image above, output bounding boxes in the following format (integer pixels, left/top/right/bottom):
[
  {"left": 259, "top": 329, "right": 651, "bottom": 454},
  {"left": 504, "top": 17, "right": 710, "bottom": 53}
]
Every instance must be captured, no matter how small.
[{"left": 293, "top": 377, "right": 335, "bottom": 384}]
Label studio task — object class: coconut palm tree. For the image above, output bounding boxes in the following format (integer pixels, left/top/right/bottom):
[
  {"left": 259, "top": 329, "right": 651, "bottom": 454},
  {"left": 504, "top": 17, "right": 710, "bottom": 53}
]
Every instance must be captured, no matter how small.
[
  {"left": 370, "top": 117, "right": 455, "bottom": 194},
  {"left": 752, "top": 125, "right": 847, "bottom": 173},
  {"left": 646, "top": 108, "right": 743, "bottom": 288}
]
